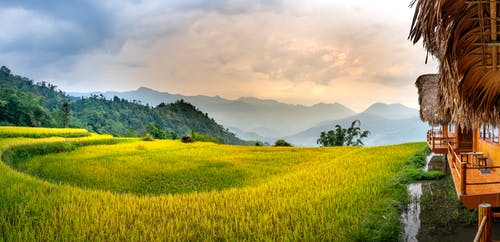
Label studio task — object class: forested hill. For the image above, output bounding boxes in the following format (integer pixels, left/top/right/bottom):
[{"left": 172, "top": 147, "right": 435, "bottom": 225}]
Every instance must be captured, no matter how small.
[{"left": 0, "top": 66, "right": 246, "bottom": 144}]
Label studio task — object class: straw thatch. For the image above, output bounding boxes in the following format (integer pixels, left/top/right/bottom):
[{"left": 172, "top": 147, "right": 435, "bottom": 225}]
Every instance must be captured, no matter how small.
[
  {"left": 409, "top": 0, "right": 500, "bottom": 128},
  {"left": 415, "top": 74, "right": 452, "bottom": 126}
]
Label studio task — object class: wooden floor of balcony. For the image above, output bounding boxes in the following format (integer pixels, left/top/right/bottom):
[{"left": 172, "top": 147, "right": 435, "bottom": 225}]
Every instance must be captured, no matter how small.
[
  {"left": 427, "top": 141, "right": 448, "bottom": 154},
  {"left": 448, "top": 158, "right": 500, "bottom": 209}
]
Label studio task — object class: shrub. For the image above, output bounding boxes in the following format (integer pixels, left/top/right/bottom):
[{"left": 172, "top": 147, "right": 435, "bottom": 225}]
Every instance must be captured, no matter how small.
[
  {"left": 255, "top": 141, "right": 263, "bottom": 146},
  {"left": 143, "top": 133, "right": 154, "bottom": 141},
  {"left": 191, "top": 133, "right": 220, "bottom": 143},
  {"left": 274, "top": 139, "right": 292, "bottom": 147},
  {"left": 181, "top": 136, "right": 195, "bottom": 143}
]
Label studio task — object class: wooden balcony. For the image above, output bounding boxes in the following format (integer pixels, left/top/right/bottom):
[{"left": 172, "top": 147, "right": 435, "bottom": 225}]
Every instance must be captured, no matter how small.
[
  {"left": 448, "top": 143, "right": 500, "bottom": 209},
  {"left": 426, "top": 130, "right": 450, "bottom": 154}
]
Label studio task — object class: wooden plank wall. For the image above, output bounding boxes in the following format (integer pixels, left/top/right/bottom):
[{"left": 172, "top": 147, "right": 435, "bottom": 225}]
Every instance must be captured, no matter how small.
[{"left": 477, "top": 139, "right": 500, "bottom": 174}]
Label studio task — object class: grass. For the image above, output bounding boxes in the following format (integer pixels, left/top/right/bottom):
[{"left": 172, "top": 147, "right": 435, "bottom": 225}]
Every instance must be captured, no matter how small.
[
  {"left": 399, "top": 145, "right": 445, "bottom": 183},
  {"left": 0, "top": 127, "right": 425, "bottom": 241},
  {"left": 355, "top": 143, "right": 445, "bottom": 241},
  {"left": 417, "top": 176, "right": 477, "bottom": 241}
]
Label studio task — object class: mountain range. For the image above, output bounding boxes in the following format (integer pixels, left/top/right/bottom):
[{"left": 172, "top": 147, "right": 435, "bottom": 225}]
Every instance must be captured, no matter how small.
[
  {"left": 70, "top": 87, "right": 428, "bottom": 146},
  {"left": 0, "top": 66, "right": 245, "bottom": 144},
  {"left": 70, "top": 87, "right": 356, "bottom": 137}
]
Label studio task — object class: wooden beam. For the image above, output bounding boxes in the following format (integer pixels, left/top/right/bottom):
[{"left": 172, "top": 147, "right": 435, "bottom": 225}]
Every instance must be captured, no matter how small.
[
  {"left": 468, "top": 0, "right": 500, "bottom": 4},
  {"left": 479, "top": 1, "right": 488, "bottom": 67},
  {"left": 467, "top": 181, "right": 500, "bottom": 185},
  {"left": 471, "top": 17, "right": 500, "bottom": 21},
  {"left": 491, "top": 0, "right": 498, "bottom": 70}
]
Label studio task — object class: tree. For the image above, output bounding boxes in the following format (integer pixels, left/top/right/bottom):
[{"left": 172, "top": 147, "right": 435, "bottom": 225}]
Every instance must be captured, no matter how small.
[
  {"left": 0, "top": 88, "right": 53, "bottom": 127},
  {"left": 317, "top": 120, "right": 370, "bottom": 147},
  {"left": 0, "top": 66, "right": 11, "bottom": 77},
  {"left": 146, "top": 123, "right": 167, "bottom": 139},
  {"left": 344, "top": 120, "right": 370, "bottom": 146},
  {"left": 61, "top": 101, "right": 70, "bottom": 128},
  {"left": 317, "top": 125, "right": 345, "bottom": 146}
]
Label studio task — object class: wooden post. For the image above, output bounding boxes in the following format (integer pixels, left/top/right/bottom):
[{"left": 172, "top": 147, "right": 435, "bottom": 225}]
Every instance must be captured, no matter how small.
[
  {"left": 457, "top": 128, "right": 462, "bottom": 149},
  {"left": 478, "top": 203, "right": 491, "bottom": 242},
  {"left": 461, "top": 162, "right": 467, "bottom": 195},
  {"left": 444, "top": 154, "right": 449, "bottom": 174},
  {"left": 473, "top": 128, "right": 480, "bottom": 152},
  {"left": 443, "top": 124, "right": 449, "bottom": 145}
]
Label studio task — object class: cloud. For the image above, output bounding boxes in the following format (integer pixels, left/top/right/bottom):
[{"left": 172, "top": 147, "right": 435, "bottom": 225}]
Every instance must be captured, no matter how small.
[
  {"left": 172, "top": 0, "right": 284, "bottom": 14},
  {"left": 0, "top": 1, "right": 113, "bottom": 62},
  {"left": 0, "top": 0, "right": 438, "bottom": 111}
]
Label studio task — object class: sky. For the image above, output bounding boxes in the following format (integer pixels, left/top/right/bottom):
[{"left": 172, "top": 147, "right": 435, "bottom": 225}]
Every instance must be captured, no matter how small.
[{"left": 0, "top": 0, "right": 437, "bottom": 112}]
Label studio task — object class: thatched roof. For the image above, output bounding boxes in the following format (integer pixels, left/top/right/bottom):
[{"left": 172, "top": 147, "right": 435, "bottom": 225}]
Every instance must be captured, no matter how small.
[
  {"left": 409, "top": 0, "right": 500, "bottom": 128},
  {"left": 415, "top": 74, "right": 452, "bottom": 126}
]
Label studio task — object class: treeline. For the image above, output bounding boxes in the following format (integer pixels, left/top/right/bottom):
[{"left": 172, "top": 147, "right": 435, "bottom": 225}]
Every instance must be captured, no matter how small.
[{"left": 0, "top": 66, "right": 246, "bottom": 145}]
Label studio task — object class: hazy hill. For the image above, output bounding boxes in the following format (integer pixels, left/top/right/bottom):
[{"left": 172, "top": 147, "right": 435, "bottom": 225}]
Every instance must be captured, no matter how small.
[
  {"left": 284, "top": 105, "right": 426, "bottom": 146},
  {"left": 69, "top": 87, "right": 356, "bottom": 137},
  {"left": 227, "top": 126, "right": 275, "bottom": 144},
  {"left": 70, "top": 87, "right": 428, "bottom": 146}
]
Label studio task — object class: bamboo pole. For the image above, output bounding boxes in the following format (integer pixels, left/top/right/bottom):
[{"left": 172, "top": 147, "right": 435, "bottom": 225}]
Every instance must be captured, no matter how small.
[{"left": 474, "top": 216, "right": 487, "bottom": 242}]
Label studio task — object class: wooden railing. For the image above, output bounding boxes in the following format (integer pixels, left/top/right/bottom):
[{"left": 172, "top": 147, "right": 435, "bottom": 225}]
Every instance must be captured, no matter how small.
[
  {"left": 427, "top": 130, "right": 450, "bottom": 150},
  {"left": 448, "top": 142, "right": 500, "bottom": 195},
  {"left": 448, "top": 142, "right": 468, "bottom": 194}
]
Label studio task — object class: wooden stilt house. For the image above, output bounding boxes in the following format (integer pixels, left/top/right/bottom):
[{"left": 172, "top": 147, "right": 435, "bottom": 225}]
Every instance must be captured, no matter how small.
[{"left": 410, "top": 0, "right": 500, "bottom": 209}]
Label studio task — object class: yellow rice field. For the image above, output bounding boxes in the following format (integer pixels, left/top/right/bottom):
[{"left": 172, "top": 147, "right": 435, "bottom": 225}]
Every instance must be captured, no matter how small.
[
  {"left": 0, "top": 126, "right": 88, "bottom": 138},
  {"left": 0, "top": 127, "right": 423, "bottom": 241}
]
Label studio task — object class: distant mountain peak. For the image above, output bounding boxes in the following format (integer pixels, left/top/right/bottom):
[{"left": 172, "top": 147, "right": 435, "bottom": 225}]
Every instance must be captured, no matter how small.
[
  {"left": 311, "top": 102, "right": 346, "bottom": 108},
  {"left": 361, "top": 102, "right": 418, "bottom": 120},
  {"left": 236, "top": 97, "right": 281, "bottom": 105},
  {"left": 137, "top": 86, "right": 156, "bottom": 92}
]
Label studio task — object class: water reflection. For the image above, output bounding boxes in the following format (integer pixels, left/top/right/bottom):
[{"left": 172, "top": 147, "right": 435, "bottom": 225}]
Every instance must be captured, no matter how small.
[{"left": 402, "top": 183, "right": 422, "bottom": 242}]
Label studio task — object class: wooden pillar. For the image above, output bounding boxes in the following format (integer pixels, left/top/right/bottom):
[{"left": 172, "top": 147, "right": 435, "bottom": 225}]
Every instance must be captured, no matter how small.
[
  {"left": 444, "top": 154, "right": 450, "bottom": 174},
  {"left": 478, "top": 203, "right": 491, "bottom": 242},
  {"left": 461, "top": 162, "right": 467, "bottom": 195},
  {"left": 473, "top": 128, "right": 480, "bottom": 152},
  {"left": 443, "top": 124, "right": 449, "bottom": 146}
]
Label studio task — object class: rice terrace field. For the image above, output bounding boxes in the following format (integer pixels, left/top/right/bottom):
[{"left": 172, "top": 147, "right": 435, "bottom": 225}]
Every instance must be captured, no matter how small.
[{"left": 0, "top": 127, "right": 425, "bottom": 241}]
